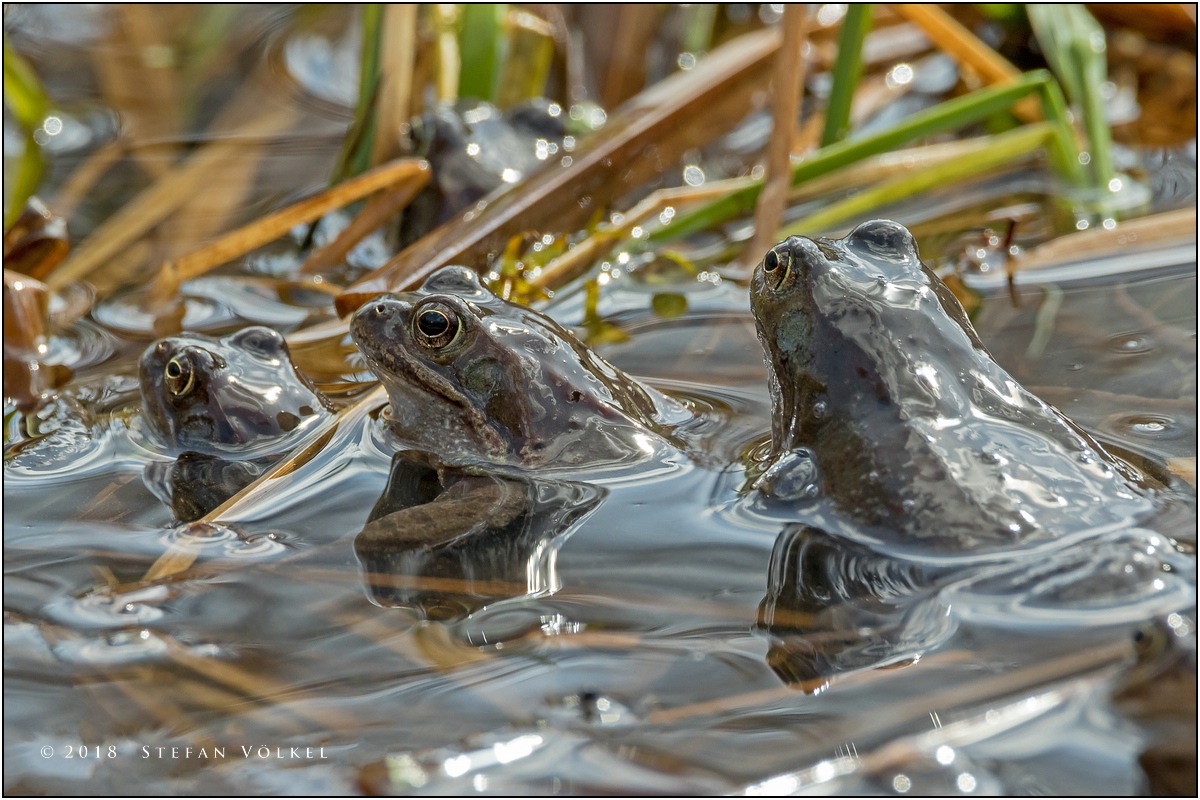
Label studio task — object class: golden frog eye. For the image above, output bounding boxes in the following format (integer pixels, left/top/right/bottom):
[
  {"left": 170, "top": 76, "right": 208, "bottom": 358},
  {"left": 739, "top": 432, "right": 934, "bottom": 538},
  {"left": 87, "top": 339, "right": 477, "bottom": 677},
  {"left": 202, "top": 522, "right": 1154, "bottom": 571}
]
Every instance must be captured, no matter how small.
[
  {"left": 164, "top": 354, "right": 196, "bottom": 397},
  {"left": 413, "top": 302, "right": 460, "bottom": 349},
  {"left": 762, "top": 243, "right": 791, "bottom": 291}
]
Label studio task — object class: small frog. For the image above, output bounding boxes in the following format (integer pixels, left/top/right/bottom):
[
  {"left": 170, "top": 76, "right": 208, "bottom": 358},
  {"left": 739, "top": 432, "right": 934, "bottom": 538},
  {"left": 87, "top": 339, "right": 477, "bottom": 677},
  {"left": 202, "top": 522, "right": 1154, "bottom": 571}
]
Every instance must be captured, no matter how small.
[
  {"left": 750, "top": 219, "right": 1158, "bottom": 553},
  {"left": 349, "top": 265, "right": 685, "bottom": 472},
  {"left": 137, "top": 326, "right": 333, "bottom": 522},
  {"left": 138, "top": 326, "right": 333, "bottom": 456}
]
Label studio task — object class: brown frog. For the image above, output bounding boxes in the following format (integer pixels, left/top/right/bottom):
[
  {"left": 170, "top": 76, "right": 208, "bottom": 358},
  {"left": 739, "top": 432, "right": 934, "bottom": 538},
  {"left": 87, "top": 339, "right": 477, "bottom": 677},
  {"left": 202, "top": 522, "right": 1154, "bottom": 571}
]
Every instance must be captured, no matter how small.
[{"left": 349, "top": 265, "right": 685, "bottom": 472}]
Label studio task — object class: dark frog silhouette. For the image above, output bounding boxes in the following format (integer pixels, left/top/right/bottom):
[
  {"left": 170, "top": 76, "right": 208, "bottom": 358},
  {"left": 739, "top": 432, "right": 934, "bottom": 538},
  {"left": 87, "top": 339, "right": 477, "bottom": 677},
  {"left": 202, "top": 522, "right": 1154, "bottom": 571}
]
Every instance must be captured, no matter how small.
[
  {"left": 750, "top": 219, "right": 1160, "bottom": 552},
  {"left": 138, "top": 326, "right": 333, "bottom": 521},
  {"left": 747, "top": 220, "right": 1179, "bottom": 686},
  {"left": 349, "top": 265, "right": 687, "bottom": 474}
]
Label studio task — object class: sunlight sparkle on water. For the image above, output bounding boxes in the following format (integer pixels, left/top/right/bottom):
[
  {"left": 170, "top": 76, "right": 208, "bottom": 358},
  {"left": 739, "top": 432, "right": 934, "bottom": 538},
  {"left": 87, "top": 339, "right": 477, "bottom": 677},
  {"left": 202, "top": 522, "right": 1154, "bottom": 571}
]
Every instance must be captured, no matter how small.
[
  {"left": 746, "top": 775, "right": 799, "bottom": 795},
  {"left": 443, "top": 754, "right": 471, "bottom": 777}
]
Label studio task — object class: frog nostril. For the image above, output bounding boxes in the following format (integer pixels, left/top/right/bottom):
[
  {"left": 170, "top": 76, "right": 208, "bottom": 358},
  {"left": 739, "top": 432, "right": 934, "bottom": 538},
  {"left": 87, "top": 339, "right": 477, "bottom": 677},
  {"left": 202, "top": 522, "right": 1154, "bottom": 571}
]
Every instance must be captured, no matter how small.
[{"left": 375, "top": 304, "right": 387, "bottom": 315}]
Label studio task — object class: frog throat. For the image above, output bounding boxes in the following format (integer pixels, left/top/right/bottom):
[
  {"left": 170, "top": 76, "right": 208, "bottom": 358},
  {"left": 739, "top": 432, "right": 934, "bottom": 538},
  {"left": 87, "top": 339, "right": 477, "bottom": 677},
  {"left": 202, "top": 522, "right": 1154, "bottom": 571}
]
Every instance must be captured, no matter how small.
[{"left": 362, "top": 340, "right": 511, "bottom": 459}]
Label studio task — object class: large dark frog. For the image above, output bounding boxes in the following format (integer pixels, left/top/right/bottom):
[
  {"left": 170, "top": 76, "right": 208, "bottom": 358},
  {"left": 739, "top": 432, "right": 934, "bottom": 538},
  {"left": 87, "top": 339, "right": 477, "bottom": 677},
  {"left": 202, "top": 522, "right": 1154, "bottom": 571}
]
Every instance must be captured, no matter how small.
[
  {"left": 747, "top": 220, "right": 1187, "bottom": 687},
  {"left": 139, "top": 326, "right": 333, "bottom": 456},
  {"left": 350, "top": 265, "right": 686, "bottom": 472},
  {"left": 750, "top": 219, "right": 1161, "bottom": 553}
]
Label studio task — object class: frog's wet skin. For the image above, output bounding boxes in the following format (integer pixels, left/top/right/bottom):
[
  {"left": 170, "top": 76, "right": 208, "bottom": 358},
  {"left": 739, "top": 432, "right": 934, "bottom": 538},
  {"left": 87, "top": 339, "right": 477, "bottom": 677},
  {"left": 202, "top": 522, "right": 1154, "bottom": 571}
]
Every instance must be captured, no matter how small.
[
  {"left": 747, "top": 220, "right": 1187, "bottom": 685},
  {"left": 349, "top": 265, "right": 686, "bottom": 473},
  {"left": 138, "top": 326, "right": 332, "bottom": 521},
  {"left": 750, "top": 219, "right": 1160, "bottom": 554},
  {"left": 139, "top": 326, "right": 333, "bottom": 456}
]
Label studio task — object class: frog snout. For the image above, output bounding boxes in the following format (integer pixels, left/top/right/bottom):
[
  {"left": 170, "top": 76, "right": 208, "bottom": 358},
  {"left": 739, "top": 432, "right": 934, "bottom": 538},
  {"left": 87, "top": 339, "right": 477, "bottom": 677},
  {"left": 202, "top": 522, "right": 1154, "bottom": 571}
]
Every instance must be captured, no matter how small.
[{"left": 351, "top": 295, "right": 412, "bottom": 341}]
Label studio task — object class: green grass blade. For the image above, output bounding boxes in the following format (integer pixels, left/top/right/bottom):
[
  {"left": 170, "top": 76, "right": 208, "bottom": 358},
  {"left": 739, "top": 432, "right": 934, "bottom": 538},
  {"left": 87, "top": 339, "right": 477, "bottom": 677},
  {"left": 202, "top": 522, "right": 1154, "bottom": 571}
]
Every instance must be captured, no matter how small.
[
  {"left": 5, "top": 131, "right": 44, "bottom": 229},
  {"left": 656, "top": 70, "right": 1056, "bottom": 241},
  {"left": 3, "top": 39, "right": 50, "bottom": 229},
  {"left": 821, "top": 4, "right": 872, "bottom": 147},
  {"left": 331, "top": 4, "right": 384, "bottom": 182},
  {"left": 681, "top": 4, "right": 719, "bottom": 56},
  {"left": 1026, "top": 4, "right": 1113, "bottom": 190},
  {"left": 3, "top": 39, "right": 50, "bottom": 128},
  {"left": 779, "top": 123, "right": 1054, "bottom": 236},
  {"left": 458, "top": 4, "right": 507, "bottom": 102},
  {"left": 1026, "top": 5, "right": 1082, "bottom": 102},
  {"left": 1035, "top": 78, "right": 1084, "bottom": 185}
]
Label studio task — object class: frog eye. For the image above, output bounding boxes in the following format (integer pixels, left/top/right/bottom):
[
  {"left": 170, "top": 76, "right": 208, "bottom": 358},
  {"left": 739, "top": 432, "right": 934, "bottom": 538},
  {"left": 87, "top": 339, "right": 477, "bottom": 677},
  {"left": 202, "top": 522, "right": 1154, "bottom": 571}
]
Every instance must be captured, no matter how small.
[
  {"left": 762, "top": 243, "right": 792, "bottom": 291},
  {"left": 164, "top": 354, "right": 196, "bottom": 397},
  {"left": 413, "top": 302, "right": 461, "bottom": 349}
]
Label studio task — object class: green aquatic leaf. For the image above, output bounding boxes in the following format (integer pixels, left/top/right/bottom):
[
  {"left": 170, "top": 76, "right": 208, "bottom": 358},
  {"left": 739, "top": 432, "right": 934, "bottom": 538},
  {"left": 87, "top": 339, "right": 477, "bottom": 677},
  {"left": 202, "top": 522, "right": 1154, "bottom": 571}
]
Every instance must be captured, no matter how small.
[
  {"left": 458, "top": 3, "right": 507, "bottom": 102},
  {"left": 3, "top": 39, "right": 50, "bottom": 229},
  {"left": 821, "top": 4, "right": 872, "bottom": 147},
  {"left": 1027, "top": 4, "right": 1115, "bottom": 190}
]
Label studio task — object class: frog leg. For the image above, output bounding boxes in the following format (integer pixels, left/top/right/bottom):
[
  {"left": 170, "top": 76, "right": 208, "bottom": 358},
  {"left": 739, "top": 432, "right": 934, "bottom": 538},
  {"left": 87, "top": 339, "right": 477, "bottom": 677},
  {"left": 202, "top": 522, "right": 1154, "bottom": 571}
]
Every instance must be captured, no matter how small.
[{"left": 755, "top": 446, "right": 820, "bottom": 501}]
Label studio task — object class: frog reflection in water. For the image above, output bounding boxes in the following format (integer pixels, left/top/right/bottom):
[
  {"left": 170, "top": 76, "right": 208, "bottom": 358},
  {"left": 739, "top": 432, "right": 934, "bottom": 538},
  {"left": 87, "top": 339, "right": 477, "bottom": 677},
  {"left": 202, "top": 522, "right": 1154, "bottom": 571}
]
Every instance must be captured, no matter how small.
[
  {"left": 749, "top": 220, "right": 1172, "bottom": 683},
  {"left": 139, "top": 326, "right": 333, "bottom": 521},
  {"left": 350, "top": 265, "right": 686, "bottom": 474},
  {"left": 354, "top": 453, "right": 604, "bottom": 621}
]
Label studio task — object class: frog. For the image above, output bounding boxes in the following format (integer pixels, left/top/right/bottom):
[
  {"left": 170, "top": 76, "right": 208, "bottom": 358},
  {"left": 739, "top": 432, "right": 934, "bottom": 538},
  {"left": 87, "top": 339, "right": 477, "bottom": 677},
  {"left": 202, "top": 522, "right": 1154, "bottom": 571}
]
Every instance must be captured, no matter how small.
[
  {"left": 139, "top": 325, "right": 333, "bottom": 456},
  {"left": 138, "top": 326, "right": 333, "bottom": 522},
  {"left": 749, "top": 218, "right": 1161, "bottom": 554},
  {"left": 349, "top": 265, "right": 687, "bottom": 473},
  {"left": 399, "top": 99, "right": 567, "bottom": 248},
  {"left": 746, "top": 219, "right": 1182, "bottom": 686}
]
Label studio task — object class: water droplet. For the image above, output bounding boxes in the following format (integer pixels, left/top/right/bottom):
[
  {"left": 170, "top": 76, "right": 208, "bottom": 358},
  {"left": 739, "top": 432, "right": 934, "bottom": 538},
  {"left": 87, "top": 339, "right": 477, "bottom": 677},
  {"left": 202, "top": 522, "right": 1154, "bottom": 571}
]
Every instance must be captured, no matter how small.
[
  {"left": 1125, "top": 415, "right": 1173, "bottom": 436},
  {"left": 1107, "top": 332, "right": 1153, "bottom": 354}
]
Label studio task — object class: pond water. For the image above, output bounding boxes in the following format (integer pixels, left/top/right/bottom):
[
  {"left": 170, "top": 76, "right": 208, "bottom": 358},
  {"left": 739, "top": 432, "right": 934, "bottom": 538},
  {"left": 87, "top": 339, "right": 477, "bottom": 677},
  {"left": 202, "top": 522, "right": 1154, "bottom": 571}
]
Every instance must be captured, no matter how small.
[{"left": 4, "top": 5, "right": 1196, "bottom": 796}]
